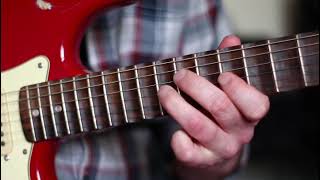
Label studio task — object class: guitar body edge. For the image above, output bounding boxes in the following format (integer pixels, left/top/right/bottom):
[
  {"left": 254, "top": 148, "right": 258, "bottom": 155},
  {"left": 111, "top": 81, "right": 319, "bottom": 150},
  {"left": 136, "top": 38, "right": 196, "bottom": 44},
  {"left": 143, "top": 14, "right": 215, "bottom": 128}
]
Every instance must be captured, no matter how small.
[
  {"left": 1, "top": 0, "right": 133, "bottom": 179},
  {"left": 1, "top": 56, "right": 62, "bottom": 180}
]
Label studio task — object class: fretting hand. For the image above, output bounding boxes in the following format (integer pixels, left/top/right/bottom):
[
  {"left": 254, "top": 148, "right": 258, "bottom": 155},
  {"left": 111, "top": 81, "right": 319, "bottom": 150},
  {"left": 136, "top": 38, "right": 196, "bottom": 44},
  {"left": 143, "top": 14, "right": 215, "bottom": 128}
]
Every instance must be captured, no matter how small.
[{"left": 158, "top": 35, "right": 270, "bottom": 179}]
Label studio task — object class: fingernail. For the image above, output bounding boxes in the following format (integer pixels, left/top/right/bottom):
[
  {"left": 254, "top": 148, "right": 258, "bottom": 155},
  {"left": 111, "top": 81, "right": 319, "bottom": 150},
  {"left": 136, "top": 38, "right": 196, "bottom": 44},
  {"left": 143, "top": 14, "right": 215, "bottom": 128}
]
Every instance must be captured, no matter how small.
[
  {"left": 218, "top": 73, "right": 232, "bottom": 86},
  {"left": 173, "top": 69, "right": 187, "bottom": 82}
]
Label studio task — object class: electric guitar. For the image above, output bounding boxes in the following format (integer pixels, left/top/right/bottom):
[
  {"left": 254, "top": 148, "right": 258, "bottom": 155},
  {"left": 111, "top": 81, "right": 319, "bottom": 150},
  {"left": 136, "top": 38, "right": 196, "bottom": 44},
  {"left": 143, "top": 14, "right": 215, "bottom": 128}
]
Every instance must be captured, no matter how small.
[{"left": 1, "top": 0, "right": 319, "bottom": 180}]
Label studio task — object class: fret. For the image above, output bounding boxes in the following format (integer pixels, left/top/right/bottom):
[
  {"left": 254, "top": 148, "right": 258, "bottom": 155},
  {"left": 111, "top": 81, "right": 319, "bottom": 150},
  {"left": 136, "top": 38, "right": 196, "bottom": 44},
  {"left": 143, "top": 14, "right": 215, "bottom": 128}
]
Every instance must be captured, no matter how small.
[
  {"left": 73, "top": 77, "right": 84, "bottom": 132},
  {"left": 197, "top": 50, "right": 221, "bottom": 84},
  {"left": 152, "top": 62, "right": 164, "bottom": 116},
  {"left": 86, "top": 75, "right": 98, "bottom": 129},
  {"left": 134, "top": 65, "right": 146, "bottom": 119},
  {"left": 296, "top": 35, "right": 308, "bottom": 86},
  {"left": 295, "top": 32, "right": 319, "bottom": 87},
  {"left": 219, "top": 46, "right": 247, "bottom": 87},
  {"left": 269, "top": 36, "right": 304, "bottom": 92},
  {"left": 60, "top": 80, "right": 71, "bottom": 134},
  {"left": 25, "top": 87, "right": 37, "bottom": 141},
  {"left": 88, "top": 72, "right": 114, "bottom": 127},
  {"left": 241, "top": 45, "right": 251, "bottom": 85},
  {"left": 101, "top": 71, "right": 112, "bottom": 126},
  {"left": 117, "top": 69, "right": 128, "bottom": 123},
  {"left": 47, "top": 82, "right": 58, "bottom": 136},
  {"left": 172, "top": 57, "right": 180, "bottom": 94},
  {"left": 193, "top": 54, "right": 200, "bottom": 75},
  {"left": 242, "top": 41, "right": 276, "bottom": 94},
  {"left": 267, "top": 40, "right": 280, "bottom": 92},
  {"left": 136, "top": 62, "right": 164, "bottom": 119},
  {"left": 36, "top": 84, "right": 47, "bottom": 139},
  {"left": 216, "top": 49, "right": 223, "bottom": 74}
]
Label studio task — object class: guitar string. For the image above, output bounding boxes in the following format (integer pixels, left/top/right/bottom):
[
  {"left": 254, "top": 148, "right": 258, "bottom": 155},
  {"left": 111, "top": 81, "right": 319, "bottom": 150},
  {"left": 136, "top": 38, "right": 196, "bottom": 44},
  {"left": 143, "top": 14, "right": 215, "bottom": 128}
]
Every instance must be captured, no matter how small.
[
  {"left": 1, "top": 52, "right": 318, "bottom": 113},
  {"left": 17, "top": 43, "right": 319, "bottom": 102},
  {"left": 2, "top": 54, "right": 319, "bottom": 119},
  {"left": 2, "top": 73, "right": 318, "bottom": 142},
  {"left": 2, "top": 68, "right": 317, "bottom": 135},
  {"left": 1, "top": 34, "right": 319, "bottom": 143},
  {"left": 20, "top": 52, "right": 320, "bottom": 107},
  {"left": 4, "top": 70, "right": 318, "bottom": 141},
  {"left": 2, "top": 43, "right": 318, "bottom": 105},
  {"left": 1, "top": 33, "right": 318, "bottom": 96},
  {"left": 1, "top": 62, "right": 318, "bottom": 127},
  {"left": 15, "top": 33, "right": 320, "bottom": 91},
  {"left": 1, "top": 40, "right": 318, "bottom": 134},
  {"left": 3, "top": 66, "right": 317, "bottom": 128},
  {"left": 3, "top": 40, "right": 318, "bottom": 97}
]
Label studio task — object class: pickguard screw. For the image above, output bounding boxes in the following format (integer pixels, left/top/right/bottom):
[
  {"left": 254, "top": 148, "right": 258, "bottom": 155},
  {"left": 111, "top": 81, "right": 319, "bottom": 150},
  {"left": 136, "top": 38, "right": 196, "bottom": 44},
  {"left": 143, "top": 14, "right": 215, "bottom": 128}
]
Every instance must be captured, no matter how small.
[
  {"left": 38, "top": 63, "right": 43, "bottom": 69},
  {"left": 23, "top": 149, "right": 28, "bottom": 155},
  {"left": 4, "top": 155, "right": 9, "bottom": 161}
]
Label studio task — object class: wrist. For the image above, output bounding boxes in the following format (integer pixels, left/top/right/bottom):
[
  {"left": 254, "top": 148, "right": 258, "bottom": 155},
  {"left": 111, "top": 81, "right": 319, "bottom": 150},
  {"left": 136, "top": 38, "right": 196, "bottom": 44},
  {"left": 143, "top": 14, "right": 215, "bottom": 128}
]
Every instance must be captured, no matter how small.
[
  {"left": 174, "top": 144, "right": 251, "bottom": 180},
  {"left": 174, "top": 150, "right": 242, "bottom": 180}
]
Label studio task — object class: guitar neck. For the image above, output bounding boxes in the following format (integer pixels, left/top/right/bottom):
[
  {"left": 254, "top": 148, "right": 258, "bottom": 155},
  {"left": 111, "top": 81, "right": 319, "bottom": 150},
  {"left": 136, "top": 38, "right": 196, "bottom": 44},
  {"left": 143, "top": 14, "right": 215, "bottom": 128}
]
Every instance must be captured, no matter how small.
[{"left": 19, "top": 31, "right": 319, "bottom": 142}]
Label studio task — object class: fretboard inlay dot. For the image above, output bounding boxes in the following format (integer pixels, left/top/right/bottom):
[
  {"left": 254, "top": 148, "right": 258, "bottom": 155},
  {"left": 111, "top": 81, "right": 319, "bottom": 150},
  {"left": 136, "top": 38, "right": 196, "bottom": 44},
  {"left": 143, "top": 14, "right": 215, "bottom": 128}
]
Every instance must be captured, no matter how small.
[
  {"left": 54, "top": 105, "right": 62, "bottom": 112},
  {"left": 32, "top": 109, "right": 40, "bottom": 117}
]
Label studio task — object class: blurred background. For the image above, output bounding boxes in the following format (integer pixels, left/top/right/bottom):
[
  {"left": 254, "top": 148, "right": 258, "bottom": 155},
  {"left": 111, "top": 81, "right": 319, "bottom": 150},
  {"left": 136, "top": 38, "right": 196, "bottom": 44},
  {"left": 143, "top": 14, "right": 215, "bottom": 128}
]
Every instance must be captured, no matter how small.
[
  {"left": 222, "top": 0, "right": 319, "bottom": 179},
  {"left": 223, "top": 0, "right": 318, "bottom": 40}
]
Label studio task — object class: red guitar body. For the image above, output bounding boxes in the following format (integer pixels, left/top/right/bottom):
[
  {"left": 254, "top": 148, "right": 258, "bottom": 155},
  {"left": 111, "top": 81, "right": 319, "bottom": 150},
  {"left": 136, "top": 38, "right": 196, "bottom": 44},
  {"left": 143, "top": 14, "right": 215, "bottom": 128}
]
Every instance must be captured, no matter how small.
[{"left": 1, "top": 0, "right": 130, "bottom": 179}]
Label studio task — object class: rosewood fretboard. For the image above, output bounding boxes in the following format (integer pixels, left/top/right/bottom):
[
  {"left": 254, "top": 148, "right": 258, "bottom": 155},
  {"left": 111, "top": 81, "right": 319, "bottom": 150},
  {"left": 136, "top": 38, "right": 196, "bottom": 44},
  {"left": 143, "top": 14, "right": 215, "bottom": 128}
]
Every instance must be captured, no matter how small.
[{"left": 19, "top": 32, "right": 319, "bottom": 142}]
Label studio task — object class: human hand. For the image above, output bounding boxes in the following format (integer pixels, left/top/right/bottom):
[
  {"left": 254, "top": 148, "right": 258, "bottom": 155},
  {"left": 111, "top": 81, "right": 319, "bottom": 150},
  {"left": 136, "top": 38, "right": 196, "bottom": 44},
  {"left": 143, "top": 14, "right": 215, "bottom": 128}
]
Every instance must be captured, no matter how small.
[{"left": 158, "top": 35, "right": 270, "bottom": 179}]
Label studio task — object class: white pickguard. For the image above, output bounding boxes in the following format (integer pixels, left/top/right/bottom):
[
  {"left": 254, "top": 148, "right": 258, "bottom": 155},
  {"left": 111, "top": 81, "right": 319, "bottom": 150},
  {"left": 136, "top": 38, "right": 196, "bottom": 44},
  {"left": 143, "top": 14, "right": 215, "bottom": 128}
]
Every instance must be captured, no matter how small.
[{"left": 1, "top": 56, "right": 50, "bottom": 180}]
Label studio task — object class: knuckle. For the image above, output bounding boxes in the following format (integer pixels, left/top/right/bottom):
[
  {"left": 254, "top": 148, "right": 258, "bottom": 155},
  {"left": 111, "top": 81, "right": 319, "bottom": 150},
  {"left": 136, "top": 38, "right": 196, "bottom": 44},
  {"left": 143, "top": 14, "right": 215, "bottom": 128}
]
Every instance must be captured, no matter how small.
[
  {"left": 187, "top": 116, "right": 205, "bottom": 137},
  {"left": 222, "top": 141, "right": 240, "bottom": 159},
  {"left": 185, "top": 116, "right": 217, "bottom": 145},
  {"left": 209, "top": 94, "right": 230, "bottom": 118}
]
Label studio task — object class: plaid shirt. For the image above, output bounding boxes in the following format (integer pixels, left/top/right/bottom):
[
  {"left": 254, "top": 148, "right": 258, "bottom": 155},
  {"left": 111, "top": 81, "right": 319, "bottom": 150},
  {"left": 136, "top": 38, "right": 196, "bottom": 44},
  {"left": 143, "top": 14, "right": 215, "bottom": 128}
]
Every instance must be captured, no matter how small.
[{"left": 55, "top": 0, "right": 232, "bottom": 179}]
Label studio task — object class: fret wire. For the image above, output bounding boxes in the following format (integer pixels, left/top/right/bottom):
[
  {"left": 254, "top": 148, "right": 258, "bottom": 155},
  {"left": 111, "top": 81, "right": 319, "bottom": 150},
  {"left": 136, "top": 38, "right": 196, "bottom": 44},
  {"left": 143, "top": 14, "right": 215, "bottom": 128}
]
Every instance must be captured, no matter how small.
[
  {"left": 7, "top": 62, "right": 318, "bottom": 121},
  {"left": 25, "top": 87, "right": 37, "bottom": 141},
  {"left": 296, "top": 35, "right": 308, "bottom": 86},
  {"left": 2, "top": 35, "right": 318, "bottom": 97},
  {"left": 36, "top": 84, "right": 47, "bottom": 139},
  {"left": 47, "top": 82, "right": 58, "bottom": 136},
  {"left": 14, "top": 52, "right": 319, "bottom": 112},
  {"left": 87, "top": 75, "right": 98, "bottom": 129},
  {"left": 33, "top": 34, "right": 317, "bottom": 90},
  {"left": 267, "top": 40, "right": 280, "bottom": 92},
  {"left": 134, "top": 65, "right": 146, "bottom": 119},
  {"left": 86, "top": 56, "right": 317, "bottom": 98},
  {"left": 172, "top": 57, "right": 181, "bottom": 94},
  {"left": 216, "top": 49, "right": 223, "bottom": 74},
  {"left": 101, "top": 71, "right": 112, "bottom": 126},
  {"left": 23, "top": 43, "right": 319, "bottom": 102},
  {"left": 194, "top": 54, "right": 200, "bottom": 75},
  {"left": 152, "top": 62, "right": 164, "bottom": 116},
  {"left": 60, "top": 80, "right": 71, "bottom": 134},
  {"left": 14, "top": 65, "right": 318, "bottom": 129},
  {"left": 241, "top": 45, "right": 251, "bottom": 85},
  {"left": 73, "top": 77, "right": 84, "bottom": 132},
  {"left": 117, "top": 69, "right": 128, "bottom": 123},
  {"left": 8, "top": 43, "right": 318, "bottom": 103}
]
